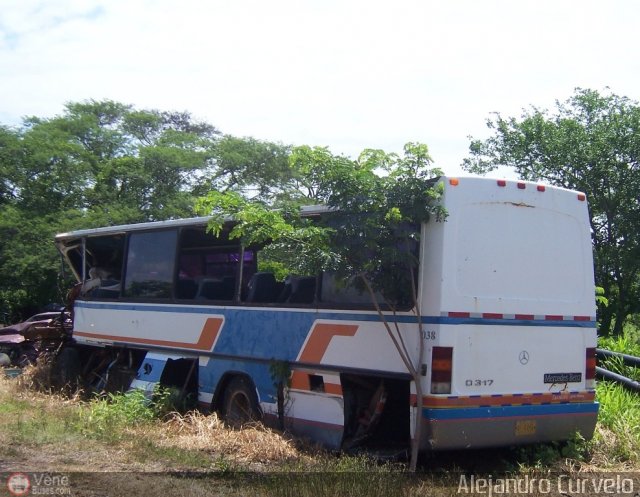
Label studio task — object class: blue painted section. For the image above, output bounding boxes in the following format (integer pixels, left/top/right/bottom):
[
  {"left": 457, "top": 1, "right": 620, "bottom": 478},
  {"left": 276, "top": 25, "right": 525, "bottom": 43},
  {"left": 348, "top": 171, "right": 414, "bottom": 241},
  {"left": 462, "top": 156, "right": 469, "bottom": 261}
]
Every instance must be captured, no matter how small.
[
  {"left": 424, "top": 402, "right": 599, "bottom": 421},
  {"left": 212, "top": 308, "right": 318, "bottom": 361},
  {"left": 438, "top": 316, "right": 596, "bottom": 328},
  {"left": 136, "top": 357, "right": 166, "bottom": 383},
  {"left": 199, "top": 358, "right": 277, "bottom": 407}
]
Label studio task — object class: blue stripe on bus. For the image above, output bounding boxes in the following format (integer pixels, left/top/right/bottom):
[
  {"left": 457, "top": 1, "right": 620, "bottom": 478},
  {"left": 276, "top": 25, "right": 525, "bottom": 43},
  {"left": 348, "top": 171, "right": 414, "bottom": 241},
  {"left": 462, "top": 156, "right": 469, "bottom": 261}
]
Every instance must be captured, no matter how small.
[
  {"left": 424, "top": 402, "right": 599, "bottom": 421},
  {"left": 74, "top": 301, "right": 596, "bottom": 328}
]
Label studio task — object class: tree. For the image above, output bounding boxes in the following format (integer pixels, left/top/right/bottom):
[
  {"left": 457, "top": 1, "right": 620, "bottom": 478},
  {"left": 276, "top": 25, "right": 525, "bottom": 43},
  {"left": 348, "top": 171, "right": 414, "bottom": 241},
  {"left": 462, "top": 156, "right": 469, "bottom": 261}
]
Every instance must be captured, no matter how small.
[
  {"left": 196, "top": 142, "right": 445, "bottom": 471},
  {"left": 0, "top": 100, "right": 291, "bottom": 318},
  {"left": 463, "top": 88, "right": 640, "bottom": 335},
  {"left": 195, "top": 135, "right": 291, "bottom": 202}
]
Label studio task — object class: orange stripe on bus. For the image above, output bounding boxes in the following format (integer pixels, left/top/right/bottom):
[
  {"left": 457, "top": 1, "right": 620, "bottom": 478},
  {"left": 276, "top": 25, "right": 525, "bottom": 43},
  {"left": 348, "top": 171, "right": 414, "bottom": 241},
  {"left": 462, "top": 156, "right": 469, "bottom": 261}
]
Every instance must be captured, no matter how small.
[
  {"left": 290, "top": 372, "right": 311, "bottom": 391},
  {"left": 298, "top": 323, "right": 359, "bottom": 363},
  {"left": 74, "top": 316, "right": 223, "bottom": 352},
  {"left": 290, "top": 323, "right": 358, "bottom": 395},
  {"left": 324, "top": 383, "right": 343, "bottom": 395},
  {"left": 289, "top": 376, "right": 344, "bottom": 396}
]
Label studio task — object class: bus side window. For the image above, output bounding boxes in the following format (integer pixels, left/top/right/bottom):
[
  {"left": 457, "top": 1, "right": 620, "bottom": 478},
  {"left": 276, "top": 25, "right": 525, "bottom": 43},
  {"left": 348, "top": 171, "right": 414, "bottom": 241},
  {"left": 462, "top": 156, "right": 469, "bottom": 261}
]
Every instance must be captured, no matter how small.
[
  {"left": 176, "top": 227, "right": 252, "bottom": 303},
  {"left": 81, "top": 234, "right": 125, "bottom": 299},
  {"left": 124, "top": 230, "right": 178, "bottom": 299},
  {"left": 278, "top": 275, "right": 316, "bottom": 304},
  {"left": 319, "top": 272, "right": 384, "bottom": 308}
]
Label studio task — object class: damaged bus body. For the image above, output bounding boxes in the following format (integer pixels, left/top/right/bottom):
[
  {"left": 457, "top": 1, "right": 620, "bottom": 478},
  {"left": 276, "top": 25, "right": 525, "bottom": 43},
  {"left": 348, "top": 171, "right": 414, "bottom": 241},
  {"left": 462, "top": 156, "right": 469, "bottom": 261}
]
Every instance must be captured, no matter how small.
[{"left": 54, "top": 176, "right": 598, "bottom": 452}]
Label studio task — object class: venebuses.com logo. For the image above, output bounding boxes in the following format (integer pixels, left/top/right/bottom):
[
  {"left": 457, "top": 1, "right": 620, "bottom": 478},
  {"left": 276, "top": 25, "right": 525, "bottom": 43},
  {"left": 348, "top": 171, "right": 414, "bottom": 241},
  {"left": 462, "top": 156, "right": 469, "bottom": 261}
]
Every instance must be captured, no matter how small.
[
  {"left": 6, "top": 473, "right": 30, "bottom": 496},
  {"left": 5, "top": 473, "right": 70, "bottom": 496}
]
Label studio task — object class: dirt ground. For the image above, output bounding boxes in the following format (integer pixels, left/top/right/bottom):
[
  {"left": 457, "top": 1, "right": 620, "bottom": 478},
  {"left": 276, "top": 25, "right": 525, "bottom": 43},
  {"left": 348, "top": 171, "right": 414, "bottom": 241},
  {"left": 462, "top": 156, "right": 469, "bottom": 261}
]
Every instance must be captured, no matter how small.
[{"left": 1, "top": 372, "right": 639, "bottom": 497}]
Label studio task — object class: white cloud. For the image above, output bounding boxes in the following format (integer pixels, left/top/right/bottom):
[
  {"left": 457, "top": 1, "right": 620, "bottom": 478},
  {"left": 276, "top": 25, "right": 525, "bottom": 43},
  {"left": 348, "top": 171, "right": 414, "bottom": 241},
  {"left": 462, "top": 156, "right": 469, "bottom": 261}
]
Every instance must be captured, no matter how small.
[{"left": 1, "top": 0, "right": 639, "bottom": 174}]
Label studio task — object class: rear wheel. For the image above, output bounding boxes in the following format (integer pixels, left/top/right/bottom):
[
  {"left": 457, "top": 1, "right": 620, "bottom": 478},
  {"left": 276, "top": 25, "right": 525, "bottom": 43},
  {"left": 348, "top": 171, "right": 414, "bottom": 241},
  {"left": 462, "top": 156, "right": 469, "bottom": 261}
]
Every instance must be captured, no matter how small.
[{"left": 222, "top": 376, "right": 262, "bottom": 427}]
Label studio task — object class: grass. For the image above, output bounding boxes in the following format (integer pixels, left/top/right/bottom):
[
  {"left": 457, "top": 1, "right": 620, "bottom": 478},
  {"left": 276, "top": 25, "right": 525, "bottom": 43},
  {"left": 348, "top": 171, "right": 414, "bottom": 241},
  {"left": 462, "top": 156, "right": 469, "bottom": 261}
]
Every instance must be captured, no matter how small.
[
  {"left": 0, "top": 365, "right": 319, "bottom": 473},
  {"left": 2, "top": 340, "right": 640, "bottom": 495},
  {"left": 599, "top": 323, "right": 640, "bottom": 381},
  {"left": 588, "top": 324, "right": 640, "bottom": 467}
]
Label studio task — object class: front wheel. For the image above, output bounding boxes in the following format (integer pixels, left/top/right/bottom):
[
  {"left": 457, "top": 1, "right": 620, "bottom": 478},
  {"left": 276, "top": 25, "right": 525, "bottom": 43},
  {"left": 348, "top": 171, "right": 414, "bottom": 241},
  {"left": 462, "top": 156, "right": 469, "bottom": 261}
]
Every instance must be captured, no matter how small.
[{"left": 221, "top": 376, "right": 262, "bottom": 427}]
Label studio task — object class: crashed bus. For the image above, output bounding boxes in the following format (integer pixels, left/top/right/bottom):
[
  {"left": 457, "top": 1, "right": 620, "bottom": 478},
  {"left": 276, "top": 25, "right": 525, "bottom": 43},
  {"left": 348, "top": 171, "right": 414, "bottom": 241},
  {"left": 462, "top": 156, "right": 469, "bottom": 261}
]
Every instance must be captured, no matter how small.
[{"left": 53, "top": 176, "right": 598, "bottom": 452}]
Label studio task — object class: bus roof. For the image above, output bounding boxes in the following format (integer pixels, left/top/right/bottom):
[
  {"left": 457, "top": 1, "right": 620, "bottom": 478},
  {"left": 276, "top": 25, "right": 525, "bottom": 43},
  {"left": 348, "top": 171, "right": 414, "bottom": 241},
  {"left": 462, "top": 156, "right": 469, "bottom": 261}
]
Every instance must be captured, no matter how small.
[
  {"left": 54, "top": 205, "right": 331, "bottom": 241},
  {"left": 54, "top": 176, "right": 585, "bottom": 242}
]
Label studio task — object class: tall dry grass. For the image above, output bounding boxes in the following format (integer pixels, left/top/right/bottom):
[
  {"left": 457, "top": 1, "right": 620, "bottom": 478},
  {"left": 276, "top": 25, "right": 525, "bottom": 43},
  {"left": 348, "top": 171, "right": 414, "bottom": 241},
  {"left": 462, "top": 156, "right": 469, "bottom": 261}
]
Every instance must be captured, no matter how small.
[
  {"left": 1, "top": 362, "right": 324, "bottom": 471},
  {"left": 156, "top": 411, "right": 311, "bottom": 465}
]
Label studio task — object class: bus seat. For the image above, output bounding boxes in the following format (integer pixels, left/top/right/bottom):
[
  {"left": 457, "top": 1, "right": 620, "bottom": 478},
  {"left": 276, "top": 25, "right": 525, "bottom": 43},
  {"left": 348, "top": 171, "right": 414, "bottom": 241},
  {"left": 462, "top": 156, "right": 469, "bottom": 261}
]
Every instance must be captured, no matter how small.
[
  {"left": 246, "top": 272, "right": 277, "bottom": 303},
  {"left": 176, "top": 279, "right": 198, "bottom": 299},
  {"left": 277, "top": 276, "right": 293, "bottom": 302},
  {"left": 288, "top": 276, "right": 316, "bottom": 304},
  {"left": 197, "top": 279, "right": 225, "bottom": 300},
  {"left": 221, "top": 276, "right": 236, "bottom": 300}
]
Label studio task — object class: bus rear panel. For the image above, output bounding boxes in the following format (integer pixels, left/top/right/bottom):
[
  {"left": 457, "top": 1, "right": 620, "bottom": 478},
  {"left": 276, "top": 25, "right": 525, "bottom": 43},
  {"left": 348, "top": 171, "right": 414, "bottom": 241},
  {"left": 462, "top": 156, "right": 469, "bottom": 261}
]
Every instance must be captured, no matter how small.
[{"left": 419, "top": 177, "right": 598, "bottom": 449}]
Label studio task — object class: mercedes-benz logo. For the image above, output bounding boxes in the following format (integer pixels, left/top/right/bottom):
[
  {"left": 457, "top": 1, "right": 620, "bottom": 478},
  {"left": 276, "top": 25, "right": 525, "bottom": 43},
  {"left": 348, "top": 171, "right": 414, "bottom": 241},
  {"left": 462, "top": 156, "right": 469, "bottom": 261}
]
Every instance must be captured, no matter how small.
[{"left": 519, "top": 350, "right": 530, "bottom": 365}]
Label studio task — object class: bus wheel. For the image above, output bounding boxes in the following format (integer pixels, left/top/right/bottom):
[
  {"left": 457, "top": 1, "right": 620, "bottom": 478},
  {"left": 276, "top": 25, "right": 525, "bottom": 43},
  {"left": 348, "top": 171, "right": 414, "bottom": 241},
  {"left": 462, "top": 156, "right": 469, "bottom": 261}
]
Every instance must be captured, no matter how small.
[
  {"left": 53, "top": 347, "right": 81, "bottom": 390},
  {"left": 222, "top": 376, "right": 261, "bottom": 427}
]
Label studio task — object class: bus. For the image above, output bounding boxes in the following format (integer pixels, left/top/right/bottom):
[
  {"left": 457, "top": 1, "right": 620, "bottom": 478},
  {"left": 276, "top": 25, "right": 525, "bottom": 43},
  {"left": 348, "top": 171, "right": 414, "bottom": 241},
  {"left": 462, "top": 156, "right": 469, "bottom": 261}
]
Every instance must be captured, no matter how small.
[{"left": 54, "top": 176, "right": 598, "bottom": 452}]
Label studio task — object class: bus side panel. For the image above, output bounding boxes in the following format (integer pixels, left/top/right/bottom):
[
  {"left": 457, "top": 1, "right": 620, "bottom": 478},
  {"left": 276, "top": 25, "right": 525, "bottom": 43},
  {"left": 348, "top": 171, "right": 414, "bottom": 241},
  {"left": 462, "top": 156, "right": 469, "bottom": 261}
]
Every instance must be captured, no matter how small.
[{"left": 72, "top": 300, "right": 415, "bottom": 450}]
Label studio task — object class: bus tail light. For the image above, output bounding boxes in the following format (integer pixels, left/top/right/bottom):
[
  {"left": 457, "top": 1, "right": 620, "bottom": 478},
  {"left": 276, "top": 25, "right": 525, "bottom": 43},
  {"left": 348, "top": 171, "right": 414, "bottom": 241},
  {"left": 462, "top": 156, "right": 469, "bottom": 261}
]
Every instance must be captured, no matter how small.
[
  {"left": 431, "top": 346, "right": 453, "bottom": 394},
  {"left": 586, "top": 347, "right": 596, "bottom": 389}
]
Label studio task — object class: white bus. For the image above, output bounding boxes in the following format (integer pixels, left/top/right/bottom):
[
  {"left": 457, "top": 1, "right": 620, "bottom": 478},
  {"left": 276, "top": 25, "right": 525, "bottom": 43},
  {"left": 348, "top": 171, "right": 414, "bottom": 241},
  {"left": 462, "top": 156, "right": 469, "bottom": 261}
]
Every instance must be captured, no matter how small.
[{"left": 55, "top": 176, "right": 598, "bottom": 452}]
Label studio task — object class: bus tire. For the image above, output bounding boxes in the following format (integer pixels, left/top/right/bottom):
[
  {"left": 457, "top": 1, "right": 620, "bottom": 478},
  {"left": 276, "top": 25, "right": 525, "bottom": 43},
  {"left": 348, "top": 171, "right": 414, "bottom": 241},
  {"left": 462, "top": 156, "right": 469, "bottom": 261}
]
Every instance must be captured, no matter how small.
[
  {"left": 222, "top": 376, "right": 262, "bottom": 427},
  {"left": 53, "top": 347, "right": 81, "bottom": 390}
]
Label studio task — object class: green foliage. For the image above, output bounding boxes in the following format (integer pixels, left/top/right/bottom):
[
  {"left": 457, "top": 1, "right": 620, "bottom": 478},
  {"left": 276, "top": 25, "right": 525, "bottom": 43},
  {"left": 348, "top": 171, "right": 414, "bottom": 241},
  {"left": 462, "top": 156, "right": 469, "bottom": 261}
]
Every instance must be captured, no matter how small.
[
  {"left": 8, "top": 404, "right": 83, "bottom": 447},
  {"left": 0, "top": 206, "right": 73, "bottom": 318},
  {"left": 0, "top": 100, "right": 294, "bottom": 318},
  {"left": 82, "top": 386, "right": 182, "bottom": 439},
  {"left": 258, "top": 260, "right": 290, "bottom": 281},
  {"left": 595, "top": 286, "right": 609, "bottom": 307},
  {"left": 196, "top": 142, "right": 445, "bottom": 308},
  {"left": 598, "top": 325, "right": 640, "bottom": 380},
  {"left": 83, "top": 389, "right": 156, "bottom": 437},
  {"left": 464, "top": 88, "right": 640, "bottom": 335},
  {"left": 593, "top": 325, "right": 640, "bottom": 463},
  {"left": 595, "top": 381, "right": 640, "bottom": 461},
  {"left": 510, "top": 432, "right": 592, "bottom": 470},
  {"left": 599, "top": 322, "right": 640, "bottom": 354},
  {"left": 269, "top": 360, "right": 292, "bottom": 389},
  {"left": 202, "top": 135, "right": 292, "bottom": 201}
]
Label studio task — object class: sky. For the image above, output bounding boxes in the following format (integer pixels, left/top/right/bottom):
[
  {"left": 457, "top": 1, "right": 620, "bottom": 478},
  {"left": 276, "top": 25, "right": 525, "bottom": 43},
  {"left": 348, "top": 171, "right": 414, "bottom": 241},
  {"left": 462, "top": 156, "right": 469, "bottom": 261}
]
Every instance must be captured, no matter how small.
[{"left": 1, "top": 0, "right": 639, "bottom": 177}]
